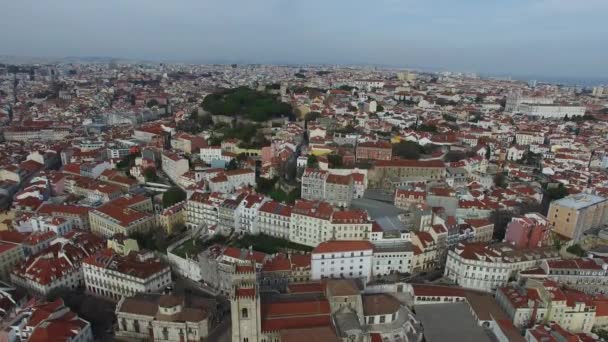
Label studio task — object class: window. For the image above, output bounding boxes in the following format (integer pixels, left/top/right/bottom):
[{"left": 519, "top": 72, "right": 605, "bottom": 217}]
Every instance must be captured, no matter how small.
[{"left": 242, "top": 308, "right": 248, "bottom": 319}]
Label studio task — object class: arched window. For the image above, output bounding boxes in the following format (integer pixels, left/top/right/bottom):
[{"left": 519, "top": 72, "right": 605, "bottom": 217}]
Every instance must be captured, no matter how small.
[
  {"left": 242, "top": 308, "right": 248, "bottom": 319},
  {"left": 133, "top": 320, "right": 140, "bottom": 333},
  {"left": 163, "top": 327, "right": 169, "bottom": 340},
  {"left": 121, "top": 318, "right": 127, "bottom": 331}
]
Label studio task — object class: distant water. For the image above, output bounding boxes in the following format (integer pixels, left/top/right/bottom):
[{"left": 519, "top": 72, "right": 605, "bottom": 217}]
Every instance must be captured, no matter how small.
[{"left": 506, "top": 75, "right": 608, "bottom": 87}]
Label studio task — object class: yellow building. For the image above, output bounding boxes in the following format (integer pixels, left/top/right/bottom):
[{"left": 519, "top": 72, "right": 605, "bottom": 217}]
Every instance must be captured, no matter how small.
[
  {"left": 548, "top": 194, "right": 608, "bottom": 241},
  {"left": 159, "top": 201, "right": 186, "bottom": 235},
  {"left": 0, "top": 211, "right": 15, "bottom": 231}
]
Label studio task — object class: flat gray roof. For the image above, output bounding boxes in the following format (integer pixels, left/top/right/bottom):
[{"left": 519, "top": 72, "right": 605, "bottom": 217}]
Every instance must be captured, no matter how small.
[
  {"left": 553, "top": 193, "right": 606, "bottom": 210},
  {"left": 415, "top": 303, "right": 492, "bottom": 342}
]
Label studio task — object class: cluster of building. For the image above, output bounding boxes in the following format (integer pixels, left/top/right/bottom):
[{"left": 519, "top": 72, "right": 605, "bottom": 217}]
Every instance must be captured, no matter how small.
[{"left": 0, "top": 62, "right": 608, "bottom": 341}]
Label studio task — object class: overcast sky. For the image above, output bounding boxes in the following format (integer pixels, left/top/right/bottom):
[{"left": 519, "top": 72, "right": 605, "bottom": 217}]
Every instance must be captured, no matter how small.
[{"left": 1, "top": 0, "right": 606, "bottom": 79}]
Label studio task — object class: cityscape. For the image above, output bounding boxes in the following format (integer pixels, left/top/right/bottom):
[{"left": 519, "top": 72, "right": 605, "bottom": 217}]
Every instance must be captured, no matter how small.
[{"left": 1, "top": 2, "right": 608, "bottom": 342}]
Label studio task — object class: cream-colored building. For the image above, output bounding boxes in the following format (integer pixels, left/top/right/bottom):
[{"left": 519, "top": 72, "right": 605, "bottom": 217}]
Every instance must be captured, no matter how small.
[
  {"left": 0, "top": 242, "right": 24, "bottom": 281},
  {"left": 115, "top": 294, "right": 216, "bottom": 341},
  {"left": 84, "top": 249, "right": 171, "bottom": 301},
  {"left": 497, "top": 279, "right": 596, "bottom": 333},
  {"left": 444, "top": 242, "right": 559, "bottom": 293},
  {"left": 549, "top": 194, "right": 608, "bottom": 241},
  {"left": 89, "top": 198, "right": 156, "bottom": 237}
]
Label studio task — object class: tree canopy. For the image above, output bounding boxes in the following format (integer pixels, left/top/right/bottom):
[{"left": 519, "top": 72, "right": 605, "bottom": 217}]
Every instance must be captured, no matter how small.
[
  {"left": 201, "top": 87, "right": 292, "bottom": 122},
  {"left": 162, "top": 187, "right": 186, "bottom": 208},
  {"left": 392, "top": 141, "right": 421, "bottom": 160}
]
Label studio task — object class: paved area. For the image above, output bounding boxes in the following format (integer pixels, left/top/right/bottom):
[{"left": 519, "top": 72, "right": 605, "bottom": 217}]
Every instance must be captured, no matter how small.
[
  {"left": 351, "top": 197, "right": 407, "bottom": 219},
  {"left": 415, "top": 303, "right": 493, "bottom": 342}
]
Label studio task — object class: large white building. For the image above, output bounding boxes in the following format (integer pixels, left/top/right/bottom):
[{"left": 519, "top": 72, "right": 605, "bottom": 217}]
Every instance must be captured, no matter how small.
[
  {"left": 199, "top": 146, "right": 222, "bottom": 164},
  {"left": 235, "top": 194, "right": 268, "bottom": 234},
  {"left": 289, "top": 200, "right": 334, "bottom": 247},
  {"left": 444, "top": 242, "right": 559, "bottom": 293},
  {"left": 519, "top": 103, "right": 586, "bottom": 119},
  {"left": 161, "top": 151, "right": 189, "bottom": 183},
  {"left": 256, "top": 200, "right": 292, "bottom": 238},
  {"left": 83, "top": 249, "right": 172, "bottom": 301},
  {"left": 311, "top": 240, "right": 374, "bottom": 282}
]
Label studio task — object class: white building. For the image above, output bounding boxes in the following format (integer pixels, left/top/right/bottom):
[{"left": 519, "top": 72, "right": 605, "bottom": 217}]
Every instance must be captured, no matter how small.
[
  {"left": 444, "top": 242, "right": 559, "bottom": 293},
  {"left": 199, "top": 146, "right": 223, "bottom": 164},
  {"left": 311, "top": 240, "right": 374, "bottom": 282},
  {"left": 372, "top": 243, "right": 415, "bottom": 277},
  {"left": 256, "top": 201, "right": 292, "bottom": 238},
  {"left": 161, "top": 151, "right": 189, "bottom": 183},
  {"left": 519, "top": 103, "right": 586, "bottom": 119},
  {"left": 515, "top": 132, "right": 545, "bottom": 146},
  {"left": 289, "top": 200, "right": 334, "bottom": 247},
  {"left": 83, "top": 249, "right": 172, "bottom": 301},
  {"left": 235, "top": 194, "right": 268, "bottom": 233},
  {"left": 186, "top": 192, "right": 224, "bottom": 229}
]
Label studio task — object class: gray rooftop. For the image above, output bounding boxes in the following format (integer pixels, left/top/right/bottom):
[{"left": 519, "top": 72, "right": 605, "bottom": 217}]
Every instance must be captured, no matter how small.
[
  {"left": 415, "top": 303, "right": 492, "bottom": 342},
  {"left": 553, "top": 193, "right": 606, "bottom": 210}
]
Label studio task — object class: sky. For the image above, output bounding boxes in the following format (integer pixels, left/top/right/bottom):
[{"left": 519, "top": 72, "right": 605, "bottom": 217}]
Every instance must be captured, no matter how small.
[{"left": 0, "top": 0, "right": 607, "bottom": 80}]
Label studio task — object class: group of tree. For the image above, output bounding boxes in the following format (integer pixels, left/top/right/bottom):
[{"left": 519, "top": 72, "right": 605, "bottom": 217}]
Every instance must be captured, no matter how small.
[
  {"left": 162, "top": 187, "right": 187, "bottom": 208},
  {"left": 417, "top": 123, "right": 438, "bottom": 133},
  {"left": 201, "top": 87, "right": 292, "bottom": 122},
  {"left": 143, "top": 168, "right": 158, "bottom": 182},
  {"left": 393, "top": 141, "right": 421, "bottom": 160},
  {"left": 307, "top": 155, "right": 319, "bottom": 168}
]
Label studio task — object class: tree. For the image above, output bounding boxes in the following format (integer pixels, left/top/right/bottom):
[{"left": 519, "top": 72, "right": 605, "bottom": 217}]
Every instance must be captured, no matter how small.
[
  {"left": 566, "top": 244, "right": 586, "bottom": 257},
  {"left": 493, "top": 173, "right": 507, "bottom": 188},
  {"left": 546, "top": 184, "right": 569, "bottom": 201},
  {"left": 376, "top": 104, "right": 384, "bottom": 112},
  {"left": 305, "top": 111, "right": 321, "bottom": 122},
  {"left": 485, "top": 146, "right": 492, "bottom": 160},
  {"left": 226, "top": 159, "right": 238, "bottom": 170},
  {"left": 256, "top": 177, "right": 278, "bottom": 194},
  {"left": 444, "top": 150, "right": 466, "bottom": 162},
  {"left": 307, "top": 155, "right": 318, "bottom": 168},
  {"left": 417, "top": 124, "right": 438, "bottom": 133},
  {"left": 327, "top": 154, "right": 343, "bottom": 168},
  {"left": 393, "top": 141, "right": 421, "bottom": 160},
  {"left": 162, "top": 187, "right": 186, "bottom": 208},
  {"left": 143, "top": 168, "right": 158, "bottom": 182},
  {"left": 146, "top": 99, "right": 159, "bottom": 108}
]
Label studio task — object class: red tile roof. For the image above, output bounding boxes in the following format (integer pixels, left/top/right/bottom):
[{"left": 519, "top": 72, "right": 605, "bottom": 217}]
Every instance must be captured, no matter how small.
[{"left": 312, "top": 240, "right": 374, "bottom": 254}]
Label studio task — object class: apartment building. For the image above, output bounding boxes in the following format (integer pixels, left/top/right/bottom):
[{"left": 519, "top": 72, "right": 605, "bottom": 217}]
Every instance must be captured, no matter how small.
[
  {"left": 3, "top": 299, "right": 93, "bottom": 342},
  {"left": 289, "top": 200, "right": 334, "bottom": 247},
  {"left": 186, "top": 192, "right": 225, "bottom": 229},
  {"left": 159, "top": 201, "right": 185, "bottom": 234},
  {"left": 444, "top": 242, "right": 559, "bottom": 293},
  {"left": 325, "top": 174, "right": 354, "bottom": 207},
  {"left": 83, "top": 249, "right": 171, "bottom": 301},
  {"left": 356, "top": 141, "right": 392, "bottom": 161},
  {"left": 161, "top": 151, "right": 189, "bottom": 183},
  {"left": 301, "top": 168, "right": 328, "bottom": 202},
  {"left": 519, "top": 103, "right": 586, "bottom": 119},
  {"left": 311, "top": 240, "right": 374, "bottom": 282},
  {"left": 372, "top": 242, "right": 415, "bottom": 277},
  {"left": 0, "top": 242, "right": 24, "bottom": 281},
  {"left": 368, "top": 160, "right": 445, "bottom": 190},
  {"left": 496, "top": 279, "right": 596, "bottom": 333},
  {"left": 515, "top": 132, "right": 545, "bottom": 145},
  {"left": 10, "top": 231, "right": 105, "bottom": 296},
  {"left": 548, "top": 194, "right": 608, "bottom": 241},
  {"left": 256, "top": 200, "right": 292, "bottom": 238},
  {"left": 171, "top": 132, "right": 206, "bottom": 154},
  {"left": 236, "top": 194, "right": 268, "bottom": 234},
  {"left": 89, "top": 196, "right": 156, "bottom": 237},
  {"left": 505, "top": 212, "right": 551, "bottom": 249},
  {"left": 301, "top": 169, "right": 354, "bottom": 207}
]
